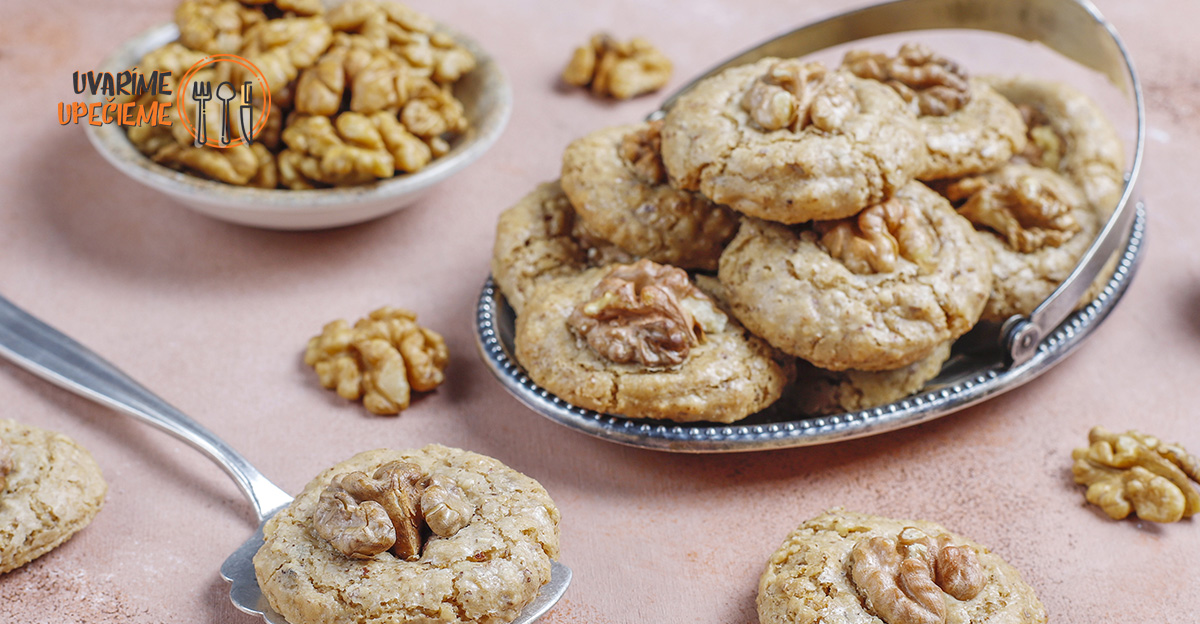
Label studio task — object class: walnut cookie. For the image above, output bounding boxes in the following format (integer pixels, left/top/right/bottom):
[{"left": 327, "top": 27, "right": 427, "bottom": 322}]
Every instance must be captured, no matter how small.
[
  {"left": 938, "top": 163, "right": 1101, "bottom": 321},
  {"left": 0, "top": 420, "right": 107, "bottom": 574},
  {"left": 253, "top": 445, "right": 560, "bottom": 624},
  {"left": 842, "top": 43, "right": 1028, "bottom": 181},
  {"left": 660, "top": 57, "right": 927, "bottom": 223},
  {"left": 513, "top": 260, "right": 792, "bottom": 423},
  {"left": 788, "top": 341, "right": 953, "bottom": 416},
  {"left": 758, "top": 510, "right": 1046, "bottom": 624},
  {"left": 560, "top": 121, "right": 740, "bottom": 270},
  {"left": 491, "top": 181, "right": 633, "bottom": 315},
  {"left": 984, "top": 75, "right": 1125, "bottom": 216},
  {"left": 718, "top": 181, "right": 991, "bottom": 372}
]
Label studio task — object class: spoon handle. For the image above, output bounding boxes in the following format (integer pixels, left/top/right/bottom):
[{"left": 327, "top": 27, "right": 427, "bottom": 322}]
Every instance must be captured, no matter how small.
[{"left": 0, "top": 294, "right": 291, "bottom": 523}]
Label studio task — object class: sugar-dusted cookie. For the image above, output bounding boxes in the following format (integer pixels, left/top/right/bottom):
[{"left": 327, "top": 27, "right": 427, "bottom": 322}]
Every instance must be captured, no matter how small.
[
  {"left": 661, "top": 57, "right": 926, "bottom": 223},
  {"left": 254, "top": 444, "right": 561, "bottom": 624},
  {"left": 0, "top": 420, "right": 107, "bottom": 574},
  {"left": 514, "top": 259, "right": 792, "bottom": 423},
  {"left": 719, "top": 181, "right": 991, "bottom": 372},
  {"left": 491, "top": 180, "right": 633, "bottom": 315},
  {"left": 790, "top": 341, "right": 953, "bottom": 416},
  {"left": 758, "top": 509, "right": 1047, "bottom": 624},
  {"left": 843, "top": 44, "right": 1027, "bottom": 180},
  {"left": 938, "top": 163, "right": 1100, "bottom": 321},
  {"left": 561, "top": 121, "right": 740, "bottom": 270},
  {"left": 984, "top": 75, "right": 1125, "bottom": 216}
]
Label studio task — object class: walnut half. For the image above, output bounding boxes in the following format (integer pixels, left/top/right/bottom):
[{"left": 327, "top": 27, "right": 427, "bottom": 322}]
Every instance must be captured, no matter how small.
[
  {"left": 562, "top": 33, "right": 672, "bottom": 100},
  {"left": 619, "top": 119, "right": 667, "bottom": 185},
  {"left": 313, "top": 461, "right": 474, "bottom": 560},
  {"left": 1072, "top": 426, "right": 1200, "bottom": 523},
  {"left": 568, "top": 260, "right": 713, "bottom": 368},
  {"left": 942, "top": 166, "right": 1081, "bottom": 254},
  {"left": 815, "top": 197, "right": 939, "bottom": 274},
  {"left": 740, "top": 60, "right": 856, "bottom": 133},
  {"left": 843, "top": 43, "right": 970, "bottom": 116},
  {"left": 304, "top": 307, "right": 449, "bottom": 415},
  {"left": 849, "top": 528, "right": 986, "bottom": 624}
]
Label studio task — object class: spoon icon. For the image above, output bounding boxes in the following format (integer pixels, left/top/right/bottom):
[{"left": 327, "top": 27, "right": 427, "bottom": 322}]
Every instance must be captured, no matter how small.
[
  {"left": 215, "top": 81, "right": 236, "bottom": 146},
  {"left": 0, "top": 294, "right": 571, "bottom": 623}
]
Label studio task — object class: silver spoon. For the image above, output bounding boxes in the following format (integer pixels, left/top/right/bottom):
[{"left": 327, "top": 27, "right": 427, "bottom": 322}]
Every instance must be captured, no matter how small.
[{"left": 0, "top": 294, "right": 571, "bottom": 623}]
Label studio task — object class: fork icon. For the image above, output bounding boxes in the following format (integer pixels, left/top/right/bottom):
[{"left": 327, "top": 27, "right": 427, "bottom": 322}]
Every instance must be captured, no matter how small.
[{"left": 192, "top": 80, "right": 212, "bottom": 147}]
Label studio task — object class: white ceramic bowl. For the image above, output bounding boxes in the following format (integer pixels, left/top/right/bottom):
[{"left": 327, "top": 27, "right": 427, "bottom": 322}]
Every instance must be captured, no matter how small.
[{"left": 85, "top": 22, "right": 511, "bottom": 230}]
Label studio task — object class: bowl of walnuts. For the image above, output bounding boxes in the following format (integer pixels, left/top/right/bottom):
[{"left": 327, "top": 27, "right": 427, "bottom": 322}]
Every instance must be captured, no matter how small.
[{"left": 86, "top": 0, "right": 510, "bottom": 230}]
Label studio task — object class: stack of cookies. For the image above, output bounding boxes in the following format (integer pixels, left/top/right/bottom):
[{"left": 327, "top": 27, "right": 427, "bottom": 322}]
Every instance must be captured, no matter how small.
[{"left": 492, "top": 43, "right": 1123, "bottom": 423}]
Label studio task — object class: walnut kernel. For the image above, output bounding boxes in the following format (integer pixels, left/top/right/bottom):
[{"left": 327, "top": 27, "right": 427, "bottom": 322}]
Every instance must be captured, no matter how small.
[
  {"left": 815, "top": 198, "right": 939, "bottom": 274},
  {"left": 420, "top": 474, "right": 475, "bottom": 537},
  {"left": 175, "top": 0, "right": 266, "bottom": 55},
  {"left": 618, "top": 119, "right": 667, "bottom": 185},
  {"left": 1017, "top": 104, "right": 1065, "bottom": 170},
  {"left": 843, "top": 43, "right": 970, "bottom": 116},
  {"left": 304, "top": 306, "right": 449, "bottom": 415},
  {"left": 850, "top": 528, "right": 986, "bottom": 624},
  {"left": 1072, "top": 426, "right": 1200, "bottom": 523},
  {"left": 562, "top": 33, "right": 672, "bottom": 100},
  {"left": 943, "top": 166, "right": 1081, "bottom": 253},
  {"left": 313, "top": 460, "right": 426, "bottom": 559},
  {"left": 741, "top": 61, "right": 856, "bottom": 133},
  {"left": 567, "top": 260, "right": 714, "bottom": 367}
]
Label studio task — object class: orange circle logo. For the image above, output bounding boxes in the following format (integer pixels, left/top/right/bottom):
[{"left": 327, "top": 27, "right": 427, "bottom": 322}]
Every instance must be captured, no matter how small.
[{"left": 175, "top": 55, "right": 272, "bottom": 149}]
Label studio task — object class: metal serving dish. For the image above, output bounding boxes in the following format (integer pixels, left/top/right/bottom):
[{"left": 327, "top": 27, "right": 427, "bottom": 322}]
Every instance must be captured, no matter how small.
[{"left": 475, "top": 0, "right": 1146, "bottom": 452}]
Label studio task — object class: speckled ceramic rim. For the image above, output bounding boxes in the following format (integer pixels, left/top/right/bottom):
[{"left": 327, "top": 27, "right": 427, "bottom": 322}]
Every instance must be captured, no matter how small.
[
  {"left": 474, "top": 203, "right": 1145, "bottom": 452},
  {"left": 84, "top": 21, "right": 511, "bottom": 230},
  {"left": 474, "top": 0, "right": 1148, "bottom": 452}
]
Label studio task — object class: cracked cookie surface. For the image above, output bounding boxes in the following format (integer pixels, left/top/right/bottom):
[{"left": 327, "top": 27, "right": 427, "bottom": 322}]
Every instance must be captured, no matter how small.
[
  {"left": 718, "top": 181, "right": 990, "bottom": 372},
  {"left": 984, "top": 75, "right": 1125, "bottom": 217},
  {"left": 660, "top": 57, "right": 926, "bottom": 224},
  {"left": 758, "top": 509, "right": 1047, "bottom": 624},
  {"left": 254, "top": 444, "right": 560, "bottom": 624},
  {"left": 491, "top": 180, "right": 633, "bottom": 315},
  {"left": 561, "top": 121, "right": 740, "bottom": 270},
  {"left": 513, "top": 268, "right": 792, "bottom": 423},
  {"left": 0, "top": 419, "right": 107, "bottom": 575}
]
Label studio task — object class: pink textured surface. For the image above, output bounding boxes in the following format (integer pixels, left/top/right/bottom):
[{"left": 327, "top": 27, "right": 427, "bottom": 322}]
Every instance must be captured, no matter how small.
[{"left": 1, "top": 0, "right": 1198, "bottom": 622}]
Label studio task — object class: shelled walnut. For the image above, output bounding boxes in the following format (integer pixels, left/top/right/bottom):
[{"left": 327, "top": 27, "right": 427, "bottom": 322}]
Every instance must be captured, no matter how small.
[
  {"left": 326, "top": 0, "right": 475, "bottom": 85},
  {"left": 1017, "top": 104, "right": 1065, "bottom": 170},
  {"left": 567, "top": 259, "right": 712, "bottom": 367},
  {"left": 843, "top": 43, "right": 970, "bottom": 116},
  {"left": 313, "top": 461, "right": 474, "bottom": 560},
  {"left": 562, "top": 33, "right": 672, "bottom": 100},
  {"left": 304, "top": 306, "right": 449, "bottom": 415},
  {"left": 1072, "top": 426, "right": 1200, "bottom": 523},
  {"left": 815, "top": 197, "right": 939, "bottom": 274},
  {"left": 618, "top": 119, "right": 667, "bottom": 184},
  {"left": 849, "top": 528, "right": 986, "bottom": 624},
  {"left": 741, "top": 60, "right": 856, "bottom": 133},
  {"left": 175, "top": 0, "right": 267, "bottom": 55},
  {"left": 942, "top": 165, "right": 1081, "bottom": 254}
]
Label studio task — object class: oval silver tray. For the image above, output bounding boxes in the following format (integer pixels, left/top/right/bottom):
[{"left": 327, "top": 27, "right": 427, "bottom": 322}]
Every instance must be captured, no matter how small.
[
  {"left": 475, "top": 0, "right": 1148, "bottom": 452},
  {"left": 474, "top": 203, "right": 1144, "bottom": 452}
]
